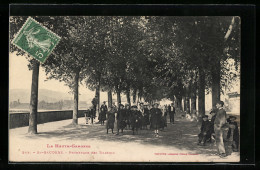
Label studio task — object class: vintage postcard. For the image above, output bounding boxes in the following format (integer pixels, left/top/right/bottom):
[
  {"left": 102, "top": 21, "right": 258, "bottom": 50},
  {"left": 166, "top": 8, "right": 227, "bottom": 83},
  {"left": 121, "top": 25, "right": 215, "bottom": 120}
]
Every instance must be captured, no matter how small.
[{"left": 9, "top": 15, "right": 241, "bottom": 162}]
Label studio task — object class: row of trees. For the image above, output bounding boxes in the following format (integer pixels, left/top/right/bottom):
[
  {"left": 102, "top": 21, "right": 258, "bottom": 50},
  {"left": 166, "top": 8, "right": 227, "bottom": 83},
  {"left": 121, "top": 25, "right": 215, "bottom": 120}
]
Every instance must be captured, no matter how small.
[{"left": 10, "top": 16, "right": 240, "bottom": 134}]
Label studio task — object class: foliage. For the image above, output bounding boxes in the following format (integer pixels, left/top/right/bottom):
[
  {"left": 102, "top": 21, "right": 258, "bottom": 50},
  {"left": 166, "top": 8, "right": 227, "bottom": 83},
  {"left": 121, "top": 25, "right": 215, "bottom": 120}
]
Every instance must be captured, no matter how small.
[{"left": 10, "top": 16, "right": 241, "bottom": 102}]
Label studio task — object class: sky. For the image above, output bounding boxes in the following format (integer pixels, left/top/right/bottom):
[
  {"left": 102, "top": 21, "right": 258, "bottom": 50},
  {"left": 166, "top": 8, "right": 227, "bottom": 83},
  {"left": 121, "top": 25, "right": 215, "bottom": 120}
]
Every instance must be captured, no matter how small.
[{"left": 9, "top": 52, "right": 112, "bottom": 103}]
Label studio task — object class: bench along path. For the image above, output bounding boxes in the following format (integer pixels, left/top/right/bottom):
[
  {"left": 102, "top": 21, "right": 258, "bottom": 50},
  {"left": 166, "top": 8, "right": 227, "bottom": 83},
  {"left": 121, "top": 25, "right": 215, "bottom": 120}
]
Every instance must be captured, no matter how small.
[{"left": 9, "top": 114, "right": 239, "bottom": 162}]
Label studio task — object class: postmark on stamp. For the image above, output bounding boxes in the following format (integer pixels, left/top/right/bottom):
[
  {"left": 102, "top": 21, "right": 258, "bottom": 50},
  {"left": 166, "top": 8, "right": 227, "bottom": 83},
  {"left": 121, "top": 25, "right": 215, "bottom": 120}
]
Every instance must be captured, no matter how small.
[{"left": 12, "top": 17, "right": 61, "bottom": 63}]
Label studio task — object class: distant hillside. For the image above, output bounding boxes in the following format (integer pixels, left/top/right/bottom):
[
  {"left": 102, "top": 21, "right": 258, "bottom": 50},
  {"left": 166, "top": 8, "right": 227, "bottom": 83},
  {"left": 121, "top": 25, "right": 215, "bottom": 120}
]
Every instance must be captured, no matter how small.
[
  {"left": 9, "top": 88, "right": 128, "bottom": 105},
  {"left": 9, "top": 89, "right": 74, "bottom": 103}
]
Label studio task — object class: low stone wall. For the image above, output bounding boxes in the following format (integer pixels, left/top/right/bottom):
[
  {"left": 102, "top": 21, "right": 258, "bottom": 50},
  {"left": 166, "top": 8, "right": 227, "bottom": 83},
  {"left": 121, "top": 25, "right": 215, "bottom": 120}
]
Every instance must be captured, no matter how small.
[{"left": 9, "top": 110, "right": 86, "bottom": 129}]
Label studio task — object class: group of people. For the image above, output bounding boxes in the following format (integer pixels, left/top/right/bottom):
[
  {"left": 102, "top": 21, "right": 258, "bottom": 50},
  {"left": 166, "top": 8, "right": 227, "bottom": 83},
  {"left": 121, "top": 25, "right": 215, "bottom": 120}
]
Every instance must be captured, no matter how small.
[
  {"left": 197, "top": 101, "right": 239, "bottom": 157},
  {"left": 88, "top": 98, "right": 239, "bottom": 158},
  {"left": 97, "top": 101, "right": 176, "bottom": 137}
]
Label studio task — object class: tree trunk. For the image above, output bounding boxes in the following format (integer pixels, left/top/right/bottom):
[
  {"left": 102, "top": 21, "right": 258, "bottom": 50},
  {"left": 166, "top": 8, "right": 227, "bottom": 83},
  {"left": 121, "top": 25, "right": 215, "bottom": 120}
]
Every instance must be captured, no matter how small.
[
  {"left": 171, "top": 97, "right": 174, "bottom": 105},
  {"left": 209, "top": 17, "right": 234, "bottom": 109},
  {"left": 174, "top": 96, "right": 178, "bottom": 108},
  {"left": 107, "top": 90, "right": 112, "bottom": 108},
  {"left": 133, "top": 88, "right": 137, "bottom": 103},
  {"left": 136, "top": 91, "right": 140, "bottom": 104},
  {"left": 211, "top": 61, "right": 221, "bottom": 108},
  {"left": 95, "top": 84, "right": 100, "bottom": 117},
  {"left": 72, "top": 70, "right": 79, "bottom": 125},
  {"left": 138, "top": 90, "right": 143, "bottom": 102},
  {"left": 198, "top": 67, "right": 205, "bottom": 116},
  {"left": 176, "top": 95, "right": 182, "bottom": 111},
  {"left": 183, "top": 96, "right": 187, "bottom": 112},
  {"left": 186, "top": 97, "right": 190, "bottom": 114},
  {"left": 117, "top": 90, "right": 121, "bottom": 107},
  {"left": 191, "top": 91, "right": 197, "bottom": 115},
  {"left": 126, "top": 89, "right": 131, "bottom": 106},
  {"left": 224, "top": 17, "right": 235, "bottom": 41},
  {"left": 28, "top": 60, "right": 39, "bottom": 134}
]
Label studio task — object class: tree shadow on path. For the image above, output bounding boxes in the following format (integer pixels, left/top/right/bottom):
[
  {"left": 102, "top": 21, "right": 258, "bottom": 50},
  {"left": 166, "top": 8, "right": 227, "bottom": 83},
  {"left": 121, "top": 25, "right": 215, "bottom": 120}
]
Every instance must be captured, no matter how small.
[{"left": 23, "top": 116, "right": 226, "bottom": 157}]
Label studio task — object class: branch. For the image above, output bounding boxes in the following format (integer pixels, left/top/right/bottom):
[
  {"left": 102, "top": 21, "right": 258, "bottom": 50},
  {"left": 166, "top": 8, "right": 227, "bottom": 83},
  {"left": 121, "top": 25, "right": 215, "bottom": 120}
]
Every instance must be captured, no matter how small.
[{"left": 224, "top": 17, "right": 235, "bottom": 42}]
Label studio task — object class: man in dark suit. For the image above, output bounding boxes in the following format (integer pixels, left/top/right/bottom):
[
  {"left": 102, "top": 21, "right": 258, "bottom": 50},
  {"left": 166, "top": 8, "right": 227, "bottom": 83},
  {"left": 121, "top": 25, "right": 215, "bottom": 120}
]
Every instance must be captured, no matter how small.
[
  {"left": 99, "top": 101, "right": 108, "bottom": 125},
  {"left": 168, "top": 103, "right": 175, "bottom": 124},
  {"left": 214, "top": 101, "right": 227, "bottom": 157}
]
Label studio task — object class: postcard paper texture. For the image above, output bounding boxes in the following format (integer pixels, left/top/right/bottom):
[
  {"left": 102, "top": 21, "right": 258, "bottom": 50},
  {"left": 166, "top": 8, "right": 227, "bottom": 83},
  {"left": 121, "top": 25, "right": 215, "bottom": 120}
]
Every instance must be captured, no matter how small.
[{"left": 9, "top": 16, "right": 240, "bottom": 162}]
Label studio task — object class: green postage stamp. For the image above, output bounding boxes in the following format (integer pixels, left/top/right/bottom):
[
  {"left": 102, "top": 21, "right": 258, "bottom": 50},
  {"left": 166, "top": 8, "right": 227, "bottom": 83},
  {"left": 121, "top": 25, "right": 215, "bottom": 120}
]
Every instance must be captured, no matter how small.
[{"left": 12, "top": 17, "right": 61, "bottom": 63}]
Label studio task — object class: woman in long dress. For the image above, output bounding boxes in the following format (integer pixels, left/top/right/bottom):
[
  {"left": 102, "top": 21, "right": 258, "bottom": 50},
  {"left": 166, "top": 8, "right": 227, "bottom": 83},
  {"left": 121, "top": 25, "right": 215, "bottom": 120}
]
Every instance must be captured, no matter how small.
[
  {"left": 160, "top": 105, "right": 168, "bottom": 130},
  {"left": 150, "top": 103, "right": 162, "bottom": 137},
  {"left": 106, "top": 106, "right": 116, "bottom": 134},
  {"left": 116, "top": 104, "right": 127, "bottom": 135},
  {"left": 142, "top": 105, "right": 150, "bottom": 130},
  {"left": 130, "top": 105, "right": 142, "bottom": 135}
]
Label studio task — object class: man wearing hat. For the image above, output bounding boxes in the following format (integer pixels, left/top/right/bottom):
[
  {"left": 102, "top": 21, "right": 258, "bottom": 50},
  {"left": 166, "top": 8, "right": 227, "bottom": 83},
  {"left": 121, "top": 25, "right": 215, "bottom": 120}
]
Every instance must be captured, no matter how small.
[
  {"left": 198, "top": 115, "right": 211, "bottom": 146},
  {"left": 150, "top": 103, "right": 162, "bottom": 137},
  {"left": 214, "top": 101, "right": 227, "bottom": 157},
  {"left": 168, "top": 103, "right": 175, "bottom": 124},
  {"left": 99, "top": 101, "right": 108, "bottom": 125},
  {"left": 226, "top": 116, "right": 239, "bottom": 152}
]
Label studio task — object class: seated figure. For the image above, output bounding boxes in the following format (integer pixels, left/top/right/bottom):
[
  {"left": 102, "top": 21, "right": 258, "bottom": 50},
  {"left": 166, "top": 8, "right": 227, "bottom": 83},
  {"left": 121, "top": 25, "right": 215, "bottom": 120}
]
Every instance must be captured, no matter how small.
[{"left": 198, "top": 115, "right": 211, "bottom": 146}]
